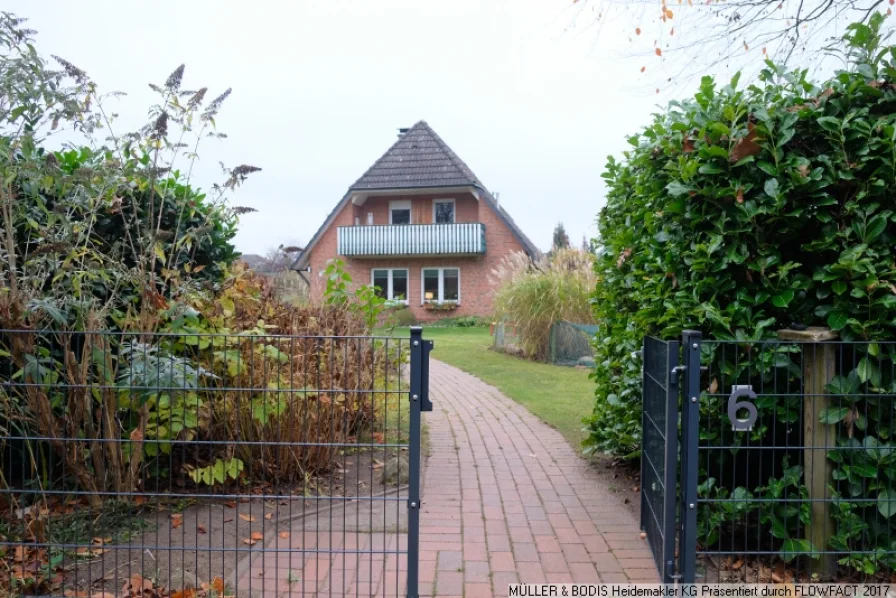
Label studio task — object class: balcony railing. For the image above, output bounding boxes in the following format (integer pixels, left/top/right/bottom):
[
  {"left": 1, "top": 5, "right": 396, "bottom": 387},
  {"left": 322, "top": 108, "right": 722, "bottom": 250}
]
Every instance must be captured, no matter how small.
[{"left": 337, "top": 223, "right": 486, "bottom": 257}]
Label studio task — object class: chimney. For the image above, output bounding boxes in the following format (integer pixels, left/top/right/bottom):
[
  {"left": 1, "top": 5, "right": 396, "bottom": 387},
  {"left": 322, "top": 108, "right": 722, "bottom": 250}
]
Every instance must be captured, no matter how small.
[
  {"left": 397, "top": 127, "right": 410, "bottom": 138},
  {"left": 494, "top": 191, "right": 500, "bottom": 206}
]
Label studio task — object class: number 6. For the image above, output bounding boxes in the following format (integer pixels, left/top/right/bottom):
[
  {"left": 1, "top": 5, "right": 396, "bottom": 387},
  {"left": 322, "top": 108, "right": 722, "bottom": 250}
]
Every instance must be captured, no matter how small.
[{"left": 728, "top": 385, "right": 758, "bottom": 432}]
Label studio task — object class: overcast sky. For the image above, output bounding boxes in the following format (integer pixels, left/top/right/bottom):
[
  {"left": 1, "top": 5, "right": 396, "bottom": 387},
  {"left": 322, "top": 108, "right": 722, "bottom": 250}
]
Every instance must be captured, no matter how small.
[{"left": 11, "top": 0, "right": 709, "bottom": 255}]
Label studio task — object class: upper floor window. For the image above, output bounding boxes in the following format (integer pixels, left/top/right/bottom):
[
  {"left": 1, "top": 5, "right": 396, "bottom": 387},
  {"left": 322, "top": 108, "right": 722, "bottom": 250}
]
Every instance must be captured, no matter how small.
[
  {"left": 433, "top": 199, "right": 455, "bottom": 224},
  {"left": 389, "top": 200, "right": 411, "bottom": 225}
]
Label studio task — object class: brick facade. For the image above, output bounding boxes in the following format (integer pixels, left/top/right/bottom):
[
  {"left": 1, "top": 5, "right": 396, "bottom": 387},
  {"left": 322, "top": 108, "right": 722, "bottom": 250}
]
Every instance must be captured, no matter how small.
[{"left": 305, "top": 191, "right": 526, "bottom": 322}]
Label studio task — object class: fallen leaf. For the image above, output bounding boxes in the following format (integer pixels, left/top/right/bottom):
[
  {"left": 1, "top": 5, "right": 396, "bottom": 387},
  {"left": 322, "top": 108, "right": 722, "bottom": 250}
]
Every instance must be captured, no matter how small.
[
  {"left": 90, "top": 593, "right": 116, "bottom": 598},
  {"left": 224, "top": 517, "right": 234, "bottom": 523},
  {"left": 640, "top": 66, "right": 646, "bottom": 73},
  {"left": 196, "top": 524, "right": 207, "bottom": 534},
  {"left": 171, "top": 590, "right": 198, "bottom": 598},
  {"left": 732, "top": 559, "right": 744, "bottom": 571},
  {"left": 709, "top": 377, "right": 719, "bottom": 394},
  {"left": 655, "top": 48, "right": 662, "bottom": 56},
  {"left": 239, "top": 514, "right": 256, "bottom": 522},
  {"left": 243, "top": 537, "right": 258, "bottom": 546},
  {"left": 224, "top": 501, "right": 237, "bottom": 508},
  {"left": 210, "top": 577, "right": 226, "bottom": 593},
  {"left": 279, "top": 531, "right": 290, "bottom": 539},
  {"left": 635, "top": 27, "right": 641, "bottom": 35},
  {"left": 170, "top": 513, "right": 184, "bottom": 529},
  {"left": 251, "top": 531, "right": 264, "bottom": 541},
  {"left": 665, "top": 9, "right": 674, "bottom": 18},
  {"left": 264, "top": 513, "right": 273, "bottom": 520}
]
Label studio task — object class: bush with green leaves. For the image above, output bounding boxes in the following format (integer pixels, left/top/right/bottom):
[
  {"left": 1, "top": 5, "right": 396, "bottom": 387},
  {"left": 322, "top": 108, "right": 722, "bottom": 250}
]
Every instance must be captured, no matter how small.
[{"left": 588, "top": 15, "right": 896, "bottom": 573}]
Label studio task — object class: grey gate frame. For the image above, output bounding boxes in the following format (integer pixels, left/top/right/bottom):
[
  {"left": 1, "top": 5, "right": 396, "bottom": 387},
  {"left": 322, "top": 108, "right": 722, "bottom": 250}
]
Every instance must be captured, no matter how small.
[
  {"left": 408, "top": 326, "right": 434, "bottom": 598},
  {"left": 639, "top": 330, "right": 702, "bottom": 585},
  {"left": 640, "top": 336, "right": 680, "bottom": 583}
]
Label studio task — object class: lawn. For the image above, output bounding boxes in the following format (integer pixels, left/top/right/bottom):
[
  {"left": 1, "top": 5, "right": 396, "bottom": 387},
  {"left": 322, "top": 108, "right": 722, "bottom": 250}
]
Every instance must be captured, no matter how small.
[{"left": 388, "top": 326, "right": 594, "bottom": 450}]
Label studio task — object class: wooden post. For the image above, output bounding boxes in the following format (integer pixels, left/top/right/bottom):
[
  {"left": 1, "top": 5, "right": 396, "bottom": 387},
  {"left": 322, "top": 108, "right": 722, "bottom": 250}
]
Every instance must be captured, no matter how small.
[{"left": 777, "top": 326, "right": 838, "bottom": 579}]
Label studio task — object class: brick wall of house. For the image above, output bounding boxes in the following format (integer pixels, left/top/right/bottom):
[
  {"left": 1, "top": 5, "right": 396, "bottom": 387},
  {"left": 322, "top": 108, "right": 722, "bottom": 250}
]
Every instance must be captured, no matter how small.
[
  {"left": 349, "top": 193, "right": 479, "bottom": 226},
  {"left": 305, "top": 191, "right": 528, "bottom": 322}
]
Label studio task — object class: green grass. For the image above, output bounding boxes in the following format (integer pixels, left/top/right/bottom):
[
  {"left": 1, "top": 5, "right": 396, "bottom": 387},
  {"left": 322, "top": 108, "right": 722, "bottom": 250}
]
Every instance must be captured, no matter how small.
[{"left": 386, "top": 326, "right": 594, "bottom": 450}]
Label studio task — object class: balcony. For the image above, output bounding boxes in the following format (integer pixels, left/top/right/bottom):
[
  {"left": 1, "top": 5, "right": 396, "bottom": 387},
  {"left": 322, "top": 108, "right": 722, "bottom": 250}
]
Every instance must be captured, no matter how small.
[{"left": 337, "top": 223, "right": 486, "bottom": 258}]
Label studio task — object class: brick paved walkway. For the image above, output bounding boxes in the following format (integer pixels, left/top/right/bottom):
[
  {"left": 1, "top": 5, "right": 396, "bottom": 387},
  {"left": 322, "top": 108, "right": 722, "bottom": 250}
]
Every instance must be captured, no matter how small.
[
  {"left": 418, "top": 360, "right": 657, "bottom": 597},
  {"left": 235, "top": 359, "right": 656, "bottom": 596}
]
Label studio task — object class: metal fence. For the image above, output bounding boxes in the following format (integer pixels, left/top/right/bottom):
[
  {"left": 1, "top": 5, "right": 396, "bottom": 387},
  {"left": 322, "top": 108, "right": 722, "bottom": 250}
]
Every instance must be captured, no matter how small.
[
  {"left": 642, "top": 330, "right": 896, "bottom": 584},
  {"left": 0, "top": 327, "right": 432, "bottom": 597}
]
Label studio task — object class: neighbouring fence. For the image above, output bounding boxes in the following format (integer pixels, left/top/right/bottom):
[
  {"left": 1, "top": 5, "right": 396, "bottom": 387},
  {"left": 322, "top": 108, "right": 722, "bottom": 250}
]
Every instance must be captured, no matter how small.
[
  {"left": 0, "top": 328, "right": 432, "bottom": 598},
  {"left": 642, "top": 330, "right": 896, "bottom": 584},
  {"left": 548, "top": 321, "right": 598, "bottom": 367},
  {"left": 491, "top": 319, "right": 520, "bottom": 355}
]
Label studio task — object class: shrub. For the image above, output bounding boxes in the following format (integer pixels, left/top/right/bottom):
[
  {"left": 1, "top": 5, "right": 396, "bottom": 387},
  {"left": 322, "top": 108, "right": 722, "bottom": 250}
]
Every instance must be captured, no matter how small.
[
  {"left": 436, "top": 316, "right": 486, "bottom": 328},
  {"left": 587, "top": 14, "right": 896, "bottom": 456},
  {"left": 492, "top": 248, "right": 596, "bottom": 360},
  {"left": 588, "top": 16, "right": 896, "bottom": 574},
  {"left": 391, "top": 307, "right": 418, "bottom": 327}
]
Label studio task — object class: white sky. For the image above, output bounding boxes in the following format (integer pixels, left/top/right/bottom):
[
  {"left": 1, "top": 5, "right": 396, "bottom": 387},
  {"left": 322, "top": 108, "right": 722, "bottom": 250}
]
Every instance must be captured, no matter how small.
[{"left": 11, "top": 0, "right": 722, "bottom": 255}]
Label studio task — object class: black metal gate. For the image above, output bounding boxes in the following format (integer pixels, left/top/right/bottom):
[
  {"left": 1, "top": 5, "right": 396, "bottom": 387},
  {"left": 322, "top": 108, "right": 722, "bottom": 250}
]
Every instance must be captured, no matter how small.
[{"left": 0, "top": 326, "right": 431, "bottom": 597}]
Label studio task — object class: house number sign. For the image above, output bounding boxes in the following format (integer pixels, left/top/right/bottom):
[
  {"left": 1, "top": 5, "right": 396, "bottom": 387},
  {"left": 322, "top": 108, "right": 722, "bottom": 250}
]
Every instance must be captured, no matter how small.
[{"left": 728, "top": 384, "right": 758, "bottom": 432}]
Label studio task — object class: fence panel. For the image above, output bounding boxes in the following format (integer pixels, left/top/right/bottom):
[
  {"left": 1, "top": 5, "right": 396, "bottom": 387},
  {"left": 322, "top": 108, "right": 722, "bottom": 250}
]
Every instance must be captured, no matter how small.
[
  {"left": 640, "top": 336, "right": 680, "bottom": 583},
  {"left": 682, "top": 336, "right": 896, "bottom": 583},
  {"left": 0, "top": 328, "right": 427, "bottom": 597}
]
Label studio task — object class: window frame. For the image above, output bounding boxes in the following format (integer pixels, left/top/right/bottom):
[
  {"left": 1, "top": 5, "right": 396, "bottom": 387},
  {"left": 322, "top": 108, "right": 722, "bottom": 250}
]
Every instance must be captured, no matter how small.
[
  {"left": 432, "top": 198, "right": 456, "bottom": 224},
  {"left": 420, "top": 267, "right": 461, "bottom": 305},
  {"left": 389, "top": 200, "right": 412, "bottom": 225},
  {"left": 371, "top": 268, "right": 409, "bottom": 304}
]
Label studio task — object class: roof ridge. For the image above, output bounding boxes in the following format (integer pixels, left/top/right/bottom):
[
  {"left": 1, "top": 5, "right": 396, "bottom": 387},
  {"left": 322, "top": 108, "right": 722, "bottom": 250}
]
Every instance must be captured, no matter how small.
[
  {"left": 347, "top": 120, "right": 429, "bottom": 190},
  {"left": 415, "top": 121, "right": 484, "bottom": 189}
]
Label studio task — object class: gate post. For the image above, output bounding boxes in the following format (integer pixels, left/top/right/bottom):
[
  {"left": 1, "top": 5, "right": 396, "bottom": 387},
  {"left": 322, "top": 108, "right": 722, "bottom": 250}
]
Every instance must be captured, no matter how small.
[
  {"left": 407, "top": 326, "right": 430, "bottom": 598},
  {"left": 679, "top": 330, "right": 702, "bottom": 584}
]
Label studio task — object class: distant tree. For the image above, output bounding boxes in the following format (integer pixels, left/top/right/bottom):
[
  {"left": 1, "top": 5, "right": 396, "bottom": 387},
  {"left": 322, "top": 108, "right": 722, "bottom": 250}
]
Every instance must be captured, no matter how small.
[
  {"left": 252, "top": 242, "right": 303, "bottom": 273},
  {"left": 581, "top": 234, "right": 592, "bottom": 253},
  {"left": 552, "top": 222, "right": 571, "bottom": 252}
]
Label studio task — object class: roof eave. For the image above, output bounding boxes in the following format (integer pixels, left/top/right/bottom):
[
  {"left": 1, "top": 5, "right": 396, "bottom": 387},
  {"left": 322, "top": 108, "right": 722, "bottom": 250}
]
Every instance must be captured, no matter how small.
[{"left": 348, "top": 185, "right": 481, "bottom": 204}]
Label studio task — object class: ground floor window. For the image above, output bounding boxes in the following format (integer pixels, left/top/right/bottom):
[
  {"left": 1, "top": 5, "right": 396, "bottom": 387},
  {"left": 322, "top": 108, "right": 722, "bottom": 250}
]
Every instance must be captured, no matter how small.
[
  {"left": 421, "top": 268, "right": 460, "bottom": 303},
  {"left": 371, "top": 269, "right": 408, "bottom": 303}
]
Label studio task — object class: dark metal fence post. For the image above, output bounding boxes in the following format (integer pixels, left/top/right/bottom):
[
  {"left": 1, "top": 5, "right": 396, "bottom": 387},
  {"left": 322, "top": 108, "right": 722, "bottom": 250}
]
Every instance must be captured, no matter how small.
[
  {"left": 679, "top": 330, "right": 701, "bottom": 584},
  {"left": 407, "top": 326, "right": 425, "bottom": 598}
]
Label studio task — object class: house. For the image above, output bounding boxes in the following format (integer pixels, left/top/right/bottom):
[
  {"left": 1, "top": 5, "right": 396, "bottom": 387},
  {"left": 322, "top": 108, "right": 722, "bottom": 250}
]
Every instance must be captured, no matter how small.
[{"left": 291, "top": 121, "right": 540, "bottom": 321}]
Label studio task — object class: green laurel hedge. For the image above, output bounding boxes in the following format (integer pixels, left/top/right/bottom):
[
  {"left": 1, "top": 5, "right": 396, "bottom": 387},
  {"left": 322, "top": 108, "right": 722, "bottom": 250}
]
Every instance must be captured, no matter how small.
[
  {"left": 587, "top": 16, "right": 896, "bottom": 572},
  {"left": 586, "top": 15, "right": 896, "bottom": 457}
]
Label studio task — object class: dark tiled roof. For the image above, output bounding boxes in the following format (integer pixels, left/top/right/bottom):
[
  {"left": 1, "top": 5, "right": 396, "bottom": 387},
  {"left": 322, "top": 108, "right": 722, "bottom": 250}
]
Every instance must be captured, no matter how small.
[
  {"left": 292, "top": 121, "right": 541, "bottom": 270},
  {"left": 351, "top": 121, "right": 483, "bottom": 190}
]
